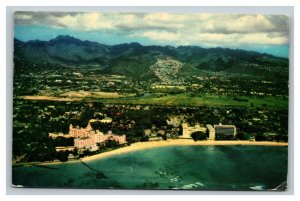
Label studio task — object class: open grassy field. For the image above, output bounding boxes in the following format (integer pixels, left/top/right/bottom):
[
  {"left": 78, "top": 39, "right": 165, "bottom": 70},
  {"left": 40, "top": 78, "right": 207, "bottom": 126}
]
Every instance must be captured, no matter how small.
[
  {"left": 94, "top": 93, "right": 288, "bottom": 109},
  {"left": 19, "top": 93, "right": 288, "bottom": 109},
  {"left": 60, "top": 91, "right": 135, "bottom": 98}
]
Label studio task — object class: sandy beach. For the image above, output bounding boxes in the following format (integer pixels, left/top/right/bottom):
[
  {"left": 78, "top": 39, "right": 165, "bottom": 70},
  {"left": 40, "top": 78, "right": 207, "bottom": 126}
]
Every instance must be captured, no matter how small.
[
  {"left": 81, "top": 139, "right": 288, "bottom": 162},
  {"left": 14, "top": 139, "right": 288, "bottom": 166}
]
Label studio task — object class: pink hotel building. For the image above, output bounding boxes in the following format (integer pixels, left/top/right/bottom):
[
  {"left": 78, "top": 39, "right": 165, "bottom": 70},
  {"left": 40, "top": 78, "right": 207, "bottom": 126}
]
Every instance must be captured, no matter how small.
[{"left": 49, "top": 123, "right": 126, "bottom": 149}]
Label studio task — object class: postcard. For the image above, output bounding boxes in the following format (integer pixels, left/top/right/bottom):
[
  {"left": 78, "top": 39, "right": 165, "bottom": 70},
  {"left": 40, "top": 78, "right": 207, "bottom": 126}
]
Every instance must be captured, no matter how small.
[{"left": 12, "top": 11, "right": 289, "bottom": 190}]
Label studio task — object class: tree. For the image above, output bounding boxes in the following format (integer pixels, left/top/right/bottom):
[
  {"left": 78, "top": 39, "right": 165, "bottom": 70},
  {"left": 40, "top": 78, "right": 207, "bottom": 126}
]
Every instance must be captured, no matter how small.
[
  {"left": 56, "top": 151, "right": 69, "bottom": 162},
  {"left": 78, "top": 105, "right": 95, "bottom": 127},
  {"left": 140, "top": 135, "right": 149, "bottom": 142},
  {"left": 72, "top": 148, "right": 78, "bottom": 157},
  {"left": 191, "top": 131, "right": 206, "bottom": 141},
  {"left": 105, "top": 139, "right": 119, "bottom": 148},
  {"left": 53, "top": 136, "right": 74, "bottom": 146},
  {"left": 255, "top": 134, "right": 267, "bottom": 141},
  {"left": 236, "top": 133, "right": 250, "bottom": 140},
  {"left": 26, "top": 141, "right": 56, "bottom": 162}
]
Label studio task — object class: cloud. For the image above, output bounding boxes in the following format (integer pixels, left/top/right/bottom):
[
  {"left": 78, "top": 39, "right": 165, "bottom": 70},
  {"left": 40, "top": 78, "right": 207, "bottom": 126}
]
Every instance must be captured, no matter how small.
[
  {"left": 205, "top": 14, "right": 276, "bottom": 33},
  {"left": 140, "top": 31, "right": 179, "bottom": 41},
  {"left": 14, "top": 12, "right": 290, "bottom": 47},
  {"left": 14, "top": 14, "right": 32, "bottom": 20},
  {"left": 134, "top": 31, "right": 287, "bottom": 47},
  {"left": 54, "top": 13, "right": 113, "bottom": 30}
]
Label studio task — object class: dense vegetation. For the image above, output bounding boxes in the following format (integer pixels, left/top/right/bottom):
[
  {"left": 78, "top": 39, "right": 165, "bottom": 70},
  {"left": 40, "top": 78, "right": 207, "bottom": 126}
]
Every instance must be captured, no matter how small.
[
  {"left": 191, "top": 131, "right": 207, "bottom": 141},
  {"left": 14, "top": 35, "right": 288, "bottom": 80},
  {"left": 12, "top": 35, "right": 289, "bottom": 163},
  {"left": 13, "top": 100, "right": 288, "bottom": 162}
]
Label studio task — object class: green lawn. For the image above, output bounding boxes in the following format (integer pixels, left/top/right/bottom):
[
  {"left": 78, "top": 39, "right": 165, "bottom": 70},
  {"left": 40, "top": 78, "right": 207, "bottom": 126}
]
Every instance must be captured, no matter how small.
[{"left": 91, "top": 93, "right": 288, "bottom": 109}]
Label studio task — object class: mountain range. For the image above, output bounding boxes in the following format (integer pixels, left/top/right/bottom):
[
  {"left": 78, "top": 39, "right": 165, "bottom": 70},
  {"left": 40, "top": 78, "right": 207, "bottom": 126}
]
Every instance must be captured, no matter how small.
[{"left": 14, "top": 35, "right": 289, "bottom": 80}]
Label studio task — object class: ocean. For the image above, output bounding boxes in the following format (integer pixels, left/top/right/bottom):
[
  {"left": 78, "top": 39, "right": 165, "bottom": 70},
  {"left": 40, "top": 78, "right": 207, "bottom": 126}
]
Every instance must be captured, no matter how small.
[{"left": 12, "top": 145, "right": 288, "bottom": 190}]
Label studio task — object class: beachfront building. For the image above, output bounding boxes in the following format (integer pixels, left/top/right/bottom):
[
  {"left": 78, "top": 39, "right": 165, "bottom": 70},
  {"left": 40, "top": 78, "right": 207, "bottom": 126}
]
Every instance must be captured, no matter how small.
[
  {"left": 74, "top": 137, "right": 95, "bottom": 149},
  {"left": 101, "top": 130, "right": 127, "bottom": 144},
  {"left": 49, "top": 122, "right": 126, "bottom": 150},
  {"left": 181, "top": 123, "right": 207, "bottom": 138},
  {"left": 181, "top": 122, "right": 236, "bottom": 140},
  {"left": 206, "top": 124, "right": 215, "bottom": 140},
  {"left": 68, "top": 123, "right": 93, "bottom": 138},
  {"left": 73, "top": 130, "right": 126, "bottom": 149},
  {"left": 55, "top": 146, "right": 75, "bottom": 152},
  {"left": 214, "top": 124, "right": 237, "bottom": 140}
]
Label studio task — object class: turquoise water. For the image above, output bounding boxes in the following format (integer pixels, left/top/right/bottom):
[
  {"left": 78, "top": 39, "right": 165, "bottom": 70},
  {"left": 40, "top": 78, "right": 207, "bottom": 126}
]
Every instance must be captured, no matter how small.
[{"left": 12, "top": 145, "right": 288, "bottom": 190}]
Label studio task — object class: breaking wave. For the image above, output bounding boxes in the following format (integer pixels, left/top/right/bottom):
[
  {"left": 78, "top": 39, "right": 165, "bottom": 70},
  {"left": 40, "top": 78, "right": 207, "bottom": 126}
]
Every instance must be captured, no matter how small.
[
  {"left": 249, "top": 185, "right": 265, "bottom": 190},
  {"left": 177, "top": 182, "right": 205, "bottom": 189}
]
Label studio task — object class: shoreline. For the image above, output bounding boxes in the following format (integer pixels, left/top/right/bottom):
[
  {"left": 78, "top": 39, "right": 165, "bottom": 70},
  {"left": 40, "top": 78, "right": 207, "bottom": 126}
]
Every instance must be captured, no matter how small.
[
  {"left": 81, "top": 139, "right": 288, "bottom": 162},
  {"left": 13, "top": 139, "right": 288, "bottom": 166}
]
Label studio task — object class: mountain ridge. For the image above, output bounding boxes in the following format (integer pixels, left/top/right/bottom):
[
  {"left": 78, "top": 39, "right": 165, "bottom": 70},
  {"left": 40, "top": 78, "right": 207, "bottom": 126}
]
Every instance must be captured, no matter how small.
[{"left": 14, "top": 35, "right": 288, "bottom": 80}]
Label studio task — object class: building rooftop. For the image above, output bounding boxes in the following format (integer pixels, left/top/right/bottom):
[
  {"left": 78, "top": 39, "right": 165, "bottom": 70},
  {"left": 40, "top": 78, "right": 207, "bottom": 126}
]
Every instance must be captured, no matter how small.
[{"left": 214, "top": 124, "right": 236, "bottom": 128}]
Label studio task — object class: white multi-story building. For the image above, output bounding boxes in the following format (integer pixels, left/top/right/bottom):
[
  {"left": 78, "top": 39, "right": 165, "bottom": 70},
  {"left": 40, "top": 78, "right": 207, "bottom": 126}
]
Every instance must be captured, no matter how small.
[
  {"left": 181, "top": 123, "right": 236, "bottom": 140},
  {"left": 214, "top": 124, "right": 237, "bottom": 137},
  {"left": 206, "top": 124, "right": 215, "bottom": 140},
  {"left": 181, "top": 123, "right": 206, "bottom": 138}
]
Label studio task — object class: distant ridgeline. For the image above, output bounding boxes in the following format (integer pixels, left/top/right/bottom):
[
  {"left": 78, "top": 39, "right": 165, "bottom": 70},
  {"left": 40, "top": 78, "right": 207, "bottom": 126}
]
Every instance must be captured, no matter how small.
[{"left": 14, "top": 35, "right": 288, "bottom": 80}]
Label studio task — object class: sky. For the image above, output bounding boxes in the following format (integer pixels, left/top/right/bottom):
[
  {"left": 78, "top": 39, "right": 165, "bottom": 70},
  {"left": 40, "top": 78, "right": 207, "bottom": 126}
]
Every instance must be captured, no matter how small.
[{"left": 14, "top": 12, "right": 290, "bottom": 58}]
